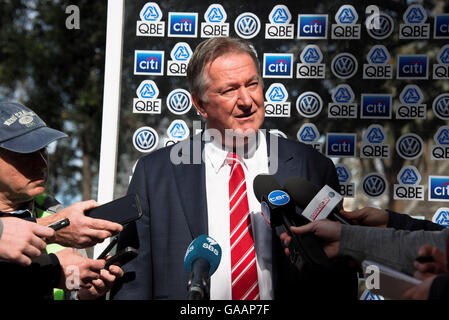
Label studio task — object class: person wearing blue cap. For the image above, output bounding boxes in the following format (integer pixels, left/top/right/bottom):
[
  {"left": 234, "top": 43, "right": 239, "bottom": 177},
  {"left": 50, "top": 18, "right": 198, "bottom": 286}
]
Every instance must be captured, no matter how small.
[{"left": 0, "top": 102, "right": 124, "bottom": 300}]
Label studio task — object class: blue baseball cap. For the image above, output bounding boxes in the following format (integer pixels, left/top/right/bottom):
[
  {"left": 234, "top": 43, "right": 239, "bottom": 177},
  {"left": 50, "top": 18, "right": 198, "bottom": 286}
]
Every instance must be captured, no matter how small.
[{"left": 0, "top": 102, "right": 68, "bottom": 153}]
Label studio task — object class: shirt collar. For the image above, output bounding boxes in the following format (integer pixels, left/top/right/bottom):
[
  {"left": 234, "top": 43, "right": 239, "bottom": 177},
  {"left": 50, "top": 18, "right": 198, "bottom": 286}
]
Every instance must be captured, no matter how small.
[
  {"left": 204, "top": 126, "right": 263, "bottom": 174},
  {"left": 0, "top": 200, "right": 34, "bottom": 218}
]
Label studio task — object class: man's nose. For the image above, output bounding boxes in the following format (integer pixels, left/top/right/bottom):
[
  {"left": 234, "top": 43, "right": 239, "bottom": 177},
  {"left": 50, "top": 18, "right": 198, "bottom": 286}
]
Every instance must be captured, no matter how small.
[{"left": 236, "top": 87, "right": 253, "bottom": 108}]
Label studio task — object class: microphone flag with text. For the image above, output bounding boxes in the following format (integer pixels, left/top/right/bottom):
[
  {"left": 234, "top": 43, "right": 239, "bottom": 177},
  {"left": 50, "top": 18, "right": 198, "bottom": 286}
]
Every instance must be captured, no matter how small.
[
  {"left": 253, "top": 174, "right": 331, "bottom": 271},
  {"left": 283, "top": 176, "right": 352, "bottom": 225},
  {"left": 184, "top": 235, "right": 222, "bottom": 300}
]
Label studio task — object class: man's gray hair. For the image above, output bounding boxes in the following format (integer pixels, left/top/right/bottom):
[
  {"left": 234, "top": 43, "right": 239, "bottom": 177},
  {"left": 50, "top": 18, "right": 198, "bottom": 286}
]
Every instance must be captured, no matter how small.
[{"left": 186, "top": 37, "right": 262, "bottom": 103}]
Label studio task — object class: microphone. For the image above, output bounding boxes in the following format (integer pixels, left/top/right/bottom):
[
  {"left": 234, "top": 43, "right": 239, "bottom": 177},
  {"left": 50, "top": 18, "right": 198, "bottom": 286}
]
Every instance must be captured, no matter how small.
[
  {"left": 184, "top": 235, "right": 222, "bottom": 300},
  {"left": 283, "top": 177, "right": 352, "bottom": 225},
  {"left": 253, "top": 174, "right": 331, "bottom": 270}
]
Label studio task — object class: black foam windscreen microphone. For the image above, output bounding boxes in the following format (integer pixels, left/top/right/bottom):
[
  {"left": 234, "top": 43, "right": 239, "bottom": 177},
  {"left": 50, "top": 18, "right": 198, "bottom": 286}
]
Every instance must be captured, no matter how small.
[
  {"left": 253, "top": 174, "right": 331, "bottom": 270},
  {"left": 283, "top": 176, "right": 352, "bottom": 225}
]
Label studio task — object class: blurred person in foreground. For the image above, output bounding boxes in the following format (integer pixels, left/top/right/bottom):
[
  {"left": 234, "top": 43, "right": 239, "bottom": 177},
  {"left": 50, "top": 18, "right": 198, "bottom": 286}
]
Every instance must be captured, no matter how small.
[{"left": 0, "top": 102, "right": 123, "bottom": 300}]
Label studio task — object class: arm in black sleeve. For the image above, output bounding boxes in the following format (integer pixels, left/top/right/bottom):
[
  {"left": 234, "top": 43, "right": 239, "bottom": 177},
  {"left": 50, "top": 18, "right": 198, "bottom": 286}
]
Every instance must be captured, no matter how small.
[
  {"left": 429, "top": 274, "right": 449, "bottom": 300},
  {"left": 386, "top": 209, "right": 446, "bottom": 231}
]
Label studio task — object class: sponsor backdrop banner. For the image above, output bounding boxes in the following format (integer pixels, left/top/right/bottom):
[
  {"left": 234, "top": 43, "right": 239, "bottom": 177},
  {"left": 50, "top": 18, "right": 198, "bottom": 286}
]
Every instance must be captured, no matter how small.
[{"left": 112, "top": 0, "right": 449, "bottom": 234}]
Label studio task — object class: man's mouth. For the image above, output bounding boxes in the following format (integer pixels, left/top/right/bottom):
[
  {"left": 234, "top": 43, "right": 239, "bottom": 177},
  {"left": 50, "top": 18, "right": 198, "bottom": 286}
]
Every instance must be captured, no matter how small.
[{"left": 235, "top": 111, "right": 256, "bottom": 119}]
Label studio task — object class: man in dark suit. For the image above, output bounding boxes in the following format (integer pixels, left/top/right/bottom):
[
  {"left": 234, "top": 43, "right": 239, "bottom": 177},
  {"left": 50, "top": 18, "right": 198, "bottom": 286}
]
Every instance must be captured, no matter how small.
[{"left": 111, "top": 37, "right": 357, "bottom": 300}]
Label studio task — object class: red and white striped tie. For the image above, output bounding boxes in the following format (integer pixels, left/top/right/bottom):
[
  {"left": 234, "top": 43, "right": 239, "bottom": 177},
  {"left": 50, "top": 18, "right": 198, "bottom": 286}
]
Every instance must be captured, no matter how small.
[{"left": 227, "top": 152, "right": 260, "bottom": 300}]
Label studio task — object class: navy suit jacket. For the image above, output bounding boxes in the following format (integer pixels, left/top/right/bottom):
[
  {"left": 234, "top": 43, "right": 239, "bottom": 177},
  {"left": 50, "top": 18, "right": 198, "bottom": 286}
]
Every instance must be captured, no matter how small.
[{"left": 111, "top": 134, "right": 358, "bottom": 300}]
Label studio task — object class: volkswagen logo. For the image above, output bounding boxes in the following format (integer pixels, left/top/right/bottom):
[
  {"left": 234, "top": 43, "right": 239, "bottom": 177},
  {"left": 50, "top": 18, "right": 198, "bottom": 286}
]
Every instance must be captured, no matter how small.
[
  {"left": 234, "top": 12, "right": 260, "bottom": 39},
  {"left": 296, "top": 92, "right": 323, "bottom": 118},
  {"left": 362, "top": 173, "right": 386, "bottom": 198},
  {"left": 433, "top": 93, "right": 449, "bottom": 120},
  {"left": 133, "top": 127, "right": 159, "bottom": 153},
  {"left": 366, "top": 13, "right": 394, "bottom": 39},
  {"left": 331, "top": 53, "right": 358, "bottom": 79},
  {"left": 396, "top": 133, "right": 424, "bottom": 159},
  {"left": 166, "top": 89, "right": 192, "bottom": 115}
]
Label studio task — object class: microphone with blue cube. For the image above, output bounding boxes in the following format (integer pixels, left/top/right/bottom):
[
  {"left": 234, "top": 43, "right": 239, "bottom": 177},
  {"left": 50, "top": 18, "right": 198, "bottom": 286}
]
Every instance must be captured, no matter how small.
[{"left": 184, "top": 235, "right": 222, "bottom": 300}]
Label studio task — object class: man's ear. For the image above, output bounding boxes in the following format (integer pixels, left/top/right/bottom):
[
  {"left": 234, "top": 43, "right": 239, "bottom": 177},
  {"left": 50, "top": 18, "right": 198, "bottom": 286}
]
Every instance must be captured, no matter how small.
[{"left": 191, "top": 93, "right": 207, "bottom": 119}]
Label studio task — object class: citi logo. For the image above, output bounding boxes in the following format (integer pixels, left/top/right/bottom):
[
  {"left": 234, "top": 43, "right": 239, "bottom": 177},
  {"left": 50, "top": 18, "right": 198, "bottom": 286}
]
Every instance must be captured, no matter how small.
[
  {"left": 429, "top": 176, "right": 449, "bottom": 201},
  {"left": 168, "top": 13, "right": 198, "bottom": 37},
  {"left": 434, "top": 14, "right": 449, "bottom": 39},
  {"left": 298, "top": 15, "right": 328, "bottom": 39},
  {"left": 263, "top": 54, "right": 293, "bottom": 78},
  {"left": 326, "top": 133, "right": 356, "bottom": 158},
  {"left": 134, "top": 50, "right": 164, "bottom": 75},
  {"left": 361, "top": 94, "right": 392, "bottom": 119},
  {"left": 397, "top": 55, "right": 428, "bottom": 79}
]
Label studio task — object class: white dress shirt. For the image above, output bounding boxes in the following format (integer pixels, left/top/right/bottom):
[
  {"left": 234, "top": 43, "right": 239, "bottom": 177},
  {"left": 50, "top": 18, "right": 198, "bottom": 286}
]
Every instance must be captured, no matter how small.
[{"left": 204, "top": 129, "right": 273, "bottom": 300}]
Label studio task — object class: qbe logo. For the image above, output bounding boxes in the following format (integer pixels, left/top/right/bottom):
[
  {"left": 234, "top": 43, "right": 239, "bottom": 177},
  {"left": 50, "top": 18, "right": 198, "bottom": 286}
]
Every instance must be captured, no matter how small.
[
  {"left": 433, "top": 45, "right": 449, "bottom": 79},
  {"left": 361, "top": 94, "right": 392, "bottom": 119},
  {"left": 296, "top": 92, "right": 323, "bottom": 118},
  {"left": 394, "top": 166, "right": 424, "bottom": 201},
  {"left": 431, "top": 126, "right": 449, "bottom": 160},
  {"left": 363, "top": 45, "right": 393, "bottom": 79},
  {"left": 365, "top": 11, "right": 394, "bottom": 40},
  {"left": 297, "top": 45, "right": 325, "bottom": 79},
  {"left": 136, "top": 2, "right": 165, "bottom": 37},
  {"left": 396, "top": 133, "right": 424, "bottom": 160},
  {"left": 168, "top": 12, "right": 198, "bottom": 38},
  {"left": 201, "top": 4, "right": 229, "bottom": 38},
  {"left": 133, "top": 126, "right": 159, "bottom": 153},
  {"left": 265, "top": 5, "right": 294, "bottom": 39},
  {"left": 167, "top": 119, "right": 190, "bottom": 141},
  {"left": 326, "top": 133, "right": 356, "bottom": 158},
  {"left": 297, "top": 14, "right": 328, "bottom": 39},
  {"left": 167, "top": 42, "right": 192, "bottom": 76},
  {"left": 166, "top": 89, "right": 192, "bottom": 115},
  {"left": 336, "top": 164, "right": 354, "bottom": 197},
  {"left": 434, "top": 14, "right": 449, "bottom": 39},
  {"left": 133, "top": 80, "right": 162, "bottom": 114},
  {"left": 328, "top": 84, "right": 357, "bottom": 119},
  {"left": 397, "top": 55, "right": 429, "bottom": 79},
  {"left": 134, "top": 50, "right": 164, "bottom": 76},
  {"left": 263, "top": 53, "right": 293, "bottom": 78},
  {"left": 297, "top": 123, "right": 322, "bottom": 153},
  {"left": 432, "top": 208, "right": 449, "bottom": 227},
  {"left": 396, "top": 85, "right": 426, "bottom": 120},
  {"left": 331, "top": 53, "right": 358, "bottom": 79},
  {"left": 331, "top": 5, "right": 361, "bottom": 39},
  {"left": 264, "top": 83, "right": 290, "bottom": 117},
  {"left": 399, "top": 4, "right": 430, "bottom": 39},
  {"left": 432, "top": 93, "right": 449, "bottom": 120},
  {"left": 362, "top": 173, "right": 387, "bottom": 198},
  {"left": 360, "top": 124, "right": 390, "bottom": 159},
  {"left": 234, "top": 12, "right": 261, "bottom": 39},
  {"left": 429, "top": 176, "right": 449, "bottom": 202}
]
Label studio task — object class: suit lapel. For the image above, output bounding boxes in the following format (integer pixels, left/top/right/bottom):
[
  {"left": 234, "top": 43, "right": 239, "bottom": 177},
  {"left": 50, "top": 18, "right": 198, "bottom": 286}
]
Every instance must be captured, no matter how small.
[{"left": 171, "top": 137, "right": 208, "bottom": 239}]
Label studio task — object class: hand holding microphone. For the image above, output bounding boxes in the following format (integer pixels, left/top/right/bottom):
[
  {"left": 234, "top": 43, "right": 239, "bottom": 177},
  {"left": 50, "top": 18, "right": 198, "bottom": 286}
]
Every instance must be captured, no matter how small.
[{"left": 184, "top": 235, "right": 222, "bottom": 300}]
